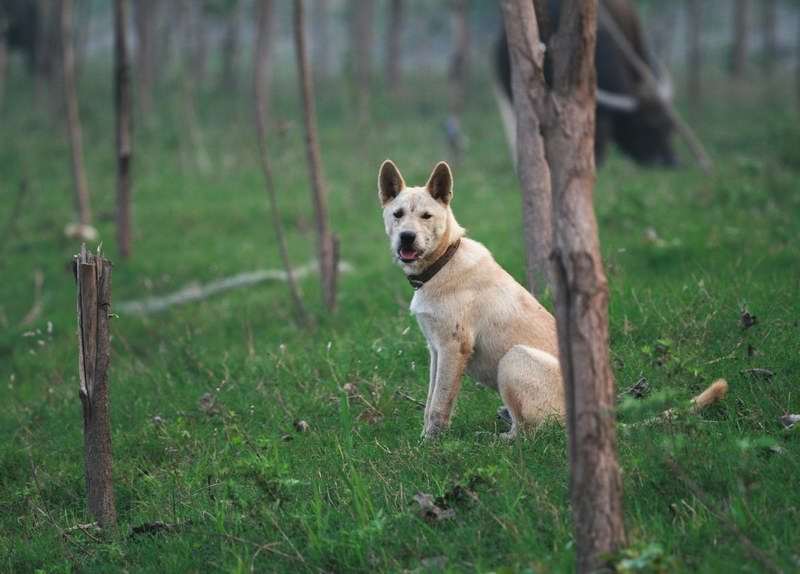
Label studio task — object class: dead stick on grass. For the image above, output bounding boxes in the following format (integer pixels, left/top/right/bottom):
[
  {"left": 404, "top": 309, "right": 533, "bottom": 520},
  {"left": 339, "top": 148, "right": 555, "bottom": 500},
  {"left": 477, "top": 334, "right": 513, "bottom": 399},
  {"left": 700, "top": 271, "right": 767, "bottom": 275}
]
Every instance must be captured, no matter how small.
[
  {"left": 666, "top": 457, "right": 785, "bottom": 574},
  {"left": 395, "top": 387, "right": 425, "bottom": 409},
  {"left": 28, "top": 448, "right": 76, "bottom": 561}
]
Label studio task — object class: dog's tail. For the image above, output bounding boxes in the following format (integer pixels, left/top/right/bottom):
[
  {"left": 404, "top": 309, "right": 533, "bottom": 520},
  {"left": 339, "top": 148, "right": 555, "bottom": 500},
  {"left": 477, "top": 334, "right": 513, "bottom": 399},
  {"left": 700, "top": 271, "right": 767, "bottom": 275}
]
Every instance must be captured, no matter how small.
[
  {"left": 688, "top": 378, "right": 728, "bottom": 414},
  {"left": 627, "top": 379, "right": 728, "bottom": 427}
]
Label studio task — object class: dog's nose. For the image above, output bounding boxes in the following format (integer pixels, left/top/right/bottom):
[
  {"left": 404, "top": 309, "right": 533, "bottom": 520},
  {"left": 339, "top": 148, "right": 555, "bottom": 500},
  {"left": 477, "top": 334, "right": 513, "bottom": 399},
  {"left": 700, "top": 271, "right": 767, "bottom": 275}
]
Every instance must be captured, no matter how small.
[{"left": 399, "top": 231, "right": 416, "bottom": 245}]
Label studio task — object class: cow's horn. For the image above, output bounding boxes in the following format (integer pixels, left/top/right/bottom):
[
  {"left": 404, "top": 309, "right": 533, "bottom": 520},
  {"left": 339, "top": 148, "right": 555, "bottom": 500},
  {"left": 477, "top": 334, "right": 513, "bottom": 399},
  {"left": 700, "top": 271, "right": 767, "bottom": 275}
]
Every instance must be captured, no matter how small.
[{"left": 596, "top": 88, "right": 639, "bottom": 112}]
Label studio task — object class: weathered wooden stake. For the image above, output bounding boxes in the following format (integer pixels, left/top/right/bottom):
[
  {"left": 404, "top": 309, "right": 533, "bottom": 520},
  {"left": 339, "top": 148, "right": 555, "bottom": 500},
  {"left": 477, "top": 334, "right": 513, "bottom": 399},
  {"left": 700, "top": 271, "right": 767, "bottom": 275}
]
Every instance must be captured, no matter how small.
[{"left": 74, "top": 245, "right": 116, "bottom": 527}]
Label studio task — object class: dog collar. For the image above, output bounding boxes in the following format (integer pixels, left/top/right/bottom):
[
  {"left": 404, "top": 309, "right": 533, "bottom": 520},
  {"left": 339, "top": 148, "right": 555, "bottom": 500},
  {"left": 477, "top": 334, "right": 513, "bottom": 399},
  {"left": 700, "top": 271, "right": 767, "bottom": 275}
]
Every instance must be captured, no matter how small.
[{"left": 407, "top": 239, "right": 461, "bottom": 290}]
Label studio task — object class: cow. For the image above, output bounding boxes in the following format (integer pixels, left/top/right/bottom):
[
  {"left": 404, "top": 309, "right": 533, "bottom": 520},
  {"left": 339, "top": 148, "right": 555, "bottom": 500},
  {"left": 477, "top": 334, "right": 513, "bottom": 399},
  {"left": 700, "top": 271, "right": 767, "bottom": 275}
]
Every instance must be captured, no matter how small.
[{"left": 495, "top": 0, "right": 677, "bottom": 167}]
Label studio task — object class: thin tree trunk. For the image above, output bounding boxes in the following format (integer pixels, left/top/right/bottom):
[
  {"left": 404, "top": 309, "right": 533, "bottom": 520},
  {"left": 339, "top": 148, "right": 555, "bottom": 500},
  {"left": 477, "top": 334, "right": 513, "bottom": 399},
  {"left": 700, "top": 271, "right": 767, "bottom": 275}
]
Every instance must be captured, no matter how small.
[
  {"left": 73, "top": 245, "right": 116, "bottom": 527},
  {"left": 0, "top": 18, "right": 7, "bottom": 124},
  {"left": 687, "top": 0, "right": 701, "bottom": 110},
  {"left": 60, "top": 0, "right": 92, "bottom": 227},
  {"left": 546, "top": 1, "right": 626, "bottom": 571},
  {"left": 220, "top": 0, "right": 241, "bottom": 92},
  {"left": 446, "top": 0, "right": 470, "bottom": 162},
  {"left": 732, "top": 0, "right": 748, "bottom": 82},
  {"left": 294, "top": 0, "right": 339, "bottom": 313},
  {"left": 253, "top": 0, "right": 310, "bottom": 325},
  {"left": 115, "top": 0, "right": 133, "bottom": 259},
  {"left": 179, "top": 0, "right": 210, "bottom": 173},
  {"left": 385, "top": 0, "right": 403, "bottom": 96},
  {"left": 135, "top": 0, "right": 155, "bottom": 118},
  {"left": 192, "top": 3, "right": 208, "bottom": 90},
  {"left": 498, "top": 0, "right": 552, "bottom": 297},
  {"left": 351, "top": 0, "right": 373, "bottom": 125},
  {"left": 761, "top": 0, "right": 776, "bottom": 72}
]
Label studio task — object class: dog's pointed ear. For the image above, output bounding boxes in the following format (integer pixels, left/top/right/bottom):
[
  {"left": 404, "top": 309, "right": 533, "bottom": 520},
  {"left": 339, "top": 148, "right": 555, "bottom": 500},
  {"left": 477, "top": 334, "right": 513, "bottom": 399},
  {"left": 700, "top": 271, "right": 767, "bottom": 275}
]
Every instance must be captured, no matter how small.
[
  {"left": 425, "top": 162, "right": 453, "bottom": 205},
  {"left": 379, "top": 160, "right": 405, "bottom": 206}
]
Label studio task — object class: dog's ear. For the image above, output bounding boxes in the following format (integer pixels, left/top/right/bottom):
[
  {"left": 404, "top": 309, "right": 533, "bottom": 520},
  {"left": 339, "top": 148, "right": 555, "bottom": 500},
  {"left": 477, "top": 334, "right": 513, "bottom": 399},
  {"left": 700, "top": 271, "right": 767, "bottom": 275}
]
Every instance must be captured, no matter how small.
[
  {"left": 426, "top": 162, "right": 453, "bottom": 205},
  {"left": 379, "top": 160, "right": 405, "bottom": 206}
]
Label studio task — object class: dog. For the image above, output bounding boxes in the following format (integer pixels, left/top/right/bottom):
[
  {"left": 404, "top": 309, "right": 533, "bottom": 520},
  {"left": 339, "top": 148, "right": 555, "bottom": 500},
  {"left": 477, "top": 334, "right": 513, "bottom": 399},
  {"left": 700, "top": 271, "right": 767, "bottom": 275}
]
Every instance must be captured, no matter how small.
[{"left": 378, "top": 160, "right": 727, "bottom": 439}]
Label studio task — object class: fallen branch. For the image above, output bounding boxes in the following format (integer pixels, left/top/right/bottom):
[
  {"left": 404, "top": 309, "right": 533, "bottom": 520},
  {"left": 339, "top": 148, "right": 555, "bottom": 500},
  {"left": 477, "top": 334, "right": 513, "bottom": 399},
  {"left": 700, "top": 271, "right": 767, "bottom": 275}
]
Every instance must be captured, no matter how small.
[
  {"left": 116, "top": 260, "right": 352, "bottom": 316},
  {"left": 395, "top": 387, "right": 425, "bottom": 409},
  {"left": 598, "top": 0, "right": 713, "bottom": 172}
]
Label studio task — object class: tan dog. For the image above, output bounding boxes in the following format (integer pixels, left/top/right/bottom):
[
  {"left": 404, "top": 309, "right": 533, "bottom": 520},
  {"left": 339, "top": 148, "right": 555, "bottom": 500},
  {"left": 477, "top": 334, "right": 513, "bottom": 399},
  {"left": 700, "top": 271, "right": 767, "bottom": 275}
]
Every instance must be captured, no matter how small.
[
  {"left": 379, "top": 159, "right": 727, "bottom": 439},
  {"left": 379, "top": 159, "right": 564, "bottom": 439}
]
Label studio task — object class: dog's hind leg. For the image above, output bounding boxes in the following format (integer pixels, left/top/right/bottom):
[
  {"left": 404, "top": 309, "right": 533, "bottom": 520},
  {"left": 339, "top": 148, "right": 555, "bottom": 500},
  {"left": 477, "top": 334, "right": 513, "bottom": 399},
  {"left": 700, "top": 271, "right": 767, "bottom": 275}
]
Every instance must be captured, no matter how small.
[{"left": 497, "top": 346, "right": 564, "bottom": 440}]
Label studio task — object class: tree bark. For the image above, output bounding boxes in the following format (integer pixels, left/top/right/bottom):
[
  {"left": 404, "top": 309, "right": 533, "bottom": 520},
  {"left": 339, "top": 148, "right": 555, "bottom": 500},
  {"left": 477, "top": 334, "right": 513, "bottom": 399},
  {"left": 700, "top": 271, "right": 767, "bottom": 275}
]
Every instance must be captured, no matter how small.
[
  {"left": 60, "top": 0, "right": 93, "bottom": 228},
  {"left": 253, "top": 0, "right": 310, "bottom": 325},
  {"left": 73, "top": 245, "right": 116, "bottom": 527},
  {"left": 686, "top": 0, "right": 701, "bottom": 110},
  {"left": 135, "top": 0, "right": 155, "bottom": 118},
  {"left": 385, "top": 0, "right": 404, "bottom": 96},
  {"left": 351, "top": 0, "right": 373, "bottom": 125},
  {"left": 294, "top": 0, "right": 339, "bottom": 313},
  {"left": 546, "top": 1, "right": 627, "bottom": 571},
  {"left": 498, "top": 0, "right": 552, "bottom": 298},
  {"left": 732, "top": 0, "right": 748, "bottom": 82},
  {"left": 115, "top": 0, "right": 133, "bottom": 259}
]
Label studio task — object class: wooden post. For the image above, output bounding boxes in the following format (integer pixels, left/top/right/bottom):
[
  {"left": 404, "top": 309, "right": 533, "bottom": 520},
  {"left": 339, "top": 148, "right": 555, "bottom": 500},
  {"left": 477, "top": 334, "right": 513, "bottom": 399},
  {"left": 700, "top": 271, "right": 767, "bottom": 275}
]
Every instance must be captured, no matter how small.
[
  {"left": 546, "top": 2, "right": 626, "bottom": 571},
  {"left": 498, "top": 0, "right": 552, "bottom": 297},
  {"left": 115, "top": 0, "right": 133, "bottom": 259},
  {"left": 73, "top": 245, "right": 116, "bottom": 527},
  {"left": 294, "top": 0, "right": 339, "bottom": 312}
]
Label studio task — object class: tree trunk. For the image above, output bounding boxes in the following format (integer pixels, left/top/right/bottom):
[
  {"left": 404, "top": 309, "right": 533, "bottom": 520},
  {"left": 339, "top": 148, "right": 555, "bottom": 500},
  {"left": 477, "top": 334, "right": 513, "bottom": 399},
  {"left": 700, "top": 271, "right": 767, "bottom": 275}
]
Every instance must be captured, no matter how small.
[
  {"left": 294, "top": 0, "right": 339, "bottom": 313},
  {"left": 351, "top": 0, "right": 373, "bottom": 125},
  {"left": 446, "top": 0, "right": 470, "bottom": 162},
  {"left": 73, "top": 245, "right": 116, "bottom": 527},
  {"left": 761, "top": 0, "right": 776, "bottom": 73},
  {"left": 60, "top": 0, "right": 92, "bottom": 228},
  {"left": 0, "top": 18, "right": 8, "bottom": 124},
  {"left": 253, "top": 0, "right": 310, "bottom": 325},
  {"left": 115, "top": 0, "right": 133, "bottom": 259},
  {"left": 220, "top": 0, "right": 241, "bottom": 92},
  {"left": 732, "top": 0, "right": 748, "bottom": 82},
  {"left": 135, "top": 0, "right": 155, "bottom": 118},
  {"left": 546, "top": 1, "right": 627, "bottom": 571},
  {"left": 385, "top": 0, "right": 404, "bottom": 96},
  {"left": 686, "top": 0, "right": 701, "bottom": 110},
  {"left": 498, "top": 0, "right": 552, "bottom": 298}
]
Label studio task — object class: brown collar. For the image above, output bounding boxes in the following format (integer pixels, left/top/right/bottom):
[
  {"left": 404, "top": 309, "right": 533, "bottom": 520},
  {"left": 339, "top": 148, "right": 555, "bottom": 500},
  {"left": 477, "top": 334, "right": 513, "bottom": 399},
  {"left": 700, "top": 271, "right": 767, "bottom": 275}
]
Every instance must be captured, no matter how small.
[{"left": 407, "top": 239, "right": 461, "bottom": 290}]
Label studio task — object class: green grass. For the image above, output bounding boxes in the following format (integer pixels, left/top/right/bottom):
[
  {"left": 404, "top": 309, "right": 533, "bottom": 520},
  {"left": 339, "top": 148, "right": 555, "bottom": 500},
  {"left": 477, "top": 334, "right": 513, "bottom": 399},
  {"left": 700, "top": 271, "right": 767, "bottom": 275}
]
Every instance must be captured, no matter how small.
[{"left": 1, "top": 62, "right": 799, "bottom": 573}]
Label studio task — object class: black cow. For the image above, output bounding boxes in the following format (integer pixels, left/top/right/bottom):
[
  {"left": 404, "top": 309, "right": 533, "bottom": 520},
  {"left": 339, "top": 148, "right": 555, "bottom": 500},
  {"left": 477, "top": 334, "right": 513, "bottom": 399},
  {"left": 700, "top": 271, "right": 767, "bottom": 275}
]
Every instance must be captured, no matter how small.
[{"left": 495, "top": 0, "right": 677, "bottom": 167}]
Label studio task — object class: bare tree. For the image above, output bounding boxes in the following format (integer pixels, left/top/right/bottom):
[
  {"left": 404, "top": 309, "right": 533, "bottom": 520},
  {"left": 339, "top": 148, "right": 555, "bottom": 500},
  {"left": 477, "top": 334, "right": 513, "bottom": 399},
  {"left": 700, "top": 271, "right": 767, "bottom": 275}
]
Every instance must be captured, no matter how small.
[
  {"left": 498, "top": 0, "right": 551, "bottom": 297},
  {"left": 732, "top": 0, "right": 749, "bottom": 81},
  {"left": 687, "top": 0, "right": 702, "bottom": 109},
  {"left": 135, "top": 0, "right": 155, "bottom": 118},
  {"left": 115, "top": 0, "right": 133, "bottom": 259},
  {"left": 499, "top": 1, "right": 626, "bottom": 571},
  {"left": 73, "top": 245, "right": 116, "bottom": 527},
  {"left": 350, "top": 0, "right": 373, "bottom": 124},
  {"left": 60, "top": 0, "right": 93, "bottom": 231},
  {"left": 0, "top": 15, "right": 7, "bottom": 123},
  {"left": 761, "top": 0, "right": 776, "bottom": 72},
  {"left": 253, "top": 0, "right": 309, "bottom": 324},
  {"left": 219, "top": 0, "right": 242, "bottom": 92},
  {"left": 446, "top": 0, "right": 470, "bottom": 162},
  {"left": 294, "top": 0, "right": 339, "bottom": 312},
  {"left": 311, "top": 0, "right": 331, "bottom": 83},
  {"left": 385, "top": 0, "right": 404, "bottom": 96}
]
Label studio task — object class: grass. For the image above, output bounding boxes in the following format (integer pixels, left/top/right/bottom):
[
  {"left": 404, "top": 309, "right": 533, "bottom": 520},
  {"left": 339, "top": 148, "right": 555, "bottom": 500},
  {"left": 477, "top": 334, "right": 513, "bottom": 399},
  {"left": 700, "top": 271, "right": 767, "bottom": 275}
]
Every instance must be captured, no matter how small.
[{"left": 1, "top": 59, "right": 799, "bottom": 573}]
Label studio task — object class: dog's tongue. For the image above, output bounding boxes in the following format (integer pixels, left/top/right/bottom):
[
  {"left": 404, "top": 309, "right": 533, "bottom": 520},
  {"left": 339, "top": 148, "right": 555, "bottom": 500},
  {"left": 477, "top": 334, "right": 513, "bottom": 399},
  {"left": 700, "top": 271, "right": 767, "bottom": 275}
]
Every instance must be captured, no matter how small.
[{"left": 400, "top": 248, "right": 418, "bottom": 261}]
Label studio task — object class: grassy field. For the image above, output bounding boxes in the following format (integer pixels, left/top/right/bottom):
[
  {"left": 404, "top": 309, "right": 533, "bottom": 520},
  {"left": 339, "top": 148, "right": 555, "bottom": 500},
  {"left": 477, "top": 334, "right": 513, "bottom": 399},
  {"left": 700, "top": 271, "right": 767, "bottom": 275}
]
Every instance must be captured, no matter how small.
[{"left": 1, "top": 60, "right": 799, "bottom": 573}]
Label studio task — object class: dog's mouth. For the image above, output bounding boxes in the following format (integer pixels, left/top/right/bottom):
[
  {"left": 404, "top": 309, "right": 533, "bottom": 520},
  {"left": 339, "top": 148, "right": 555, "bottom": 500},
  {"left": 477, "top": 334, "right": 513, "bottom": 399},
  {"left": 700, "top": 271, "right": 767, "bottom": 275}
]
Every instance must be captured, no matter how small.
[{"left": 398, "top": 248, "right": 420, "bottom": 263}]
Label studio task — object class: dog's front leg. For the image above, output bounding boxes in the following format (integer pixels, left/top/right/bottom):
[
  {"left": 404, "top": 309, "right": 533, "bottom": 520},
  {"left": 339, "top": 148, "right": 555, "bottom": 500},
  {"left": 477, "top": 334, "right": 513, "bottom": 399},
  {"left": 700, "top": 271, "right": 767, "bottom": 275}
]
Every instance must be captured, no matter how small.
[
  {"left": 423, "top": 342, "right": 471, "bottom": 439},
  {"left": 423, "top": 346, "right": 438, "bottom": 429}
]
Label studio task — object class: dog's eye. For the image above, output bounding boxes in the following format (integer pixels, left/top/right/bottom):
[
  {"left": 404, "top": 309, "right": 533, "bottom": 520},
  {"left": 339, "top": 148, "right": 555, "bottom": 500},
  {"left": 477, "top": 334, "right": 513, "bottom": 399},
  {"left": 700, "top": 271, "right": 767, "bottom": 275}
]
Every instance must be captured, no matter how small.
[
  {"left": 393, "top": 210, "right": 404, "bottom": 219},
  {"left": 421, "top": 212, "right": 433, "bottom": 220}
]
